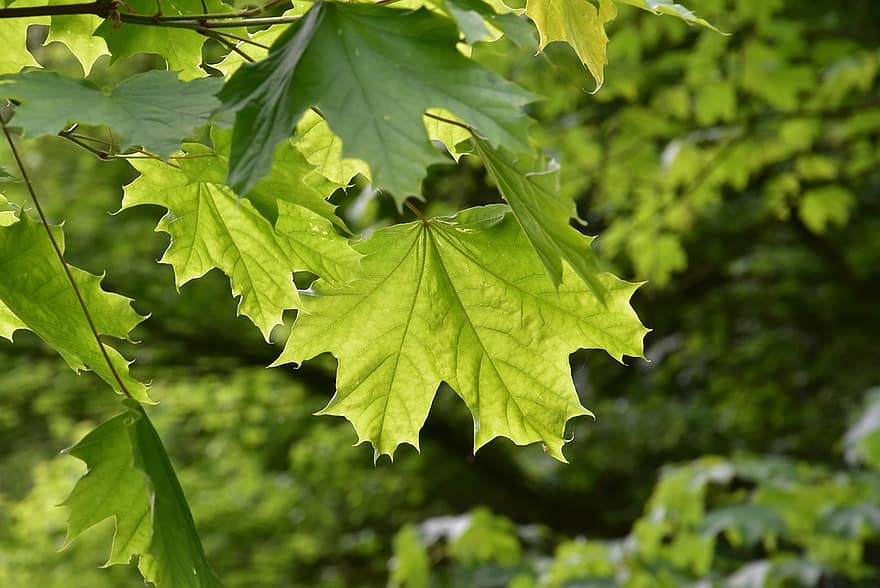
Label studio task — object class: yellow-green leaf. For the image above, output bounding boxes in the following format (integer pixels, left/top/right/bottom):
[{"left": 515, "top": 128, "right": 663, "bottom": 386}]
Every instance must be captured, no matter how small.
[
  {"left": 526, "top": 0, "right": 617, "bottom": 91},
  {"left": 277, "top": 205, "right": 647, "bottom": 461}
]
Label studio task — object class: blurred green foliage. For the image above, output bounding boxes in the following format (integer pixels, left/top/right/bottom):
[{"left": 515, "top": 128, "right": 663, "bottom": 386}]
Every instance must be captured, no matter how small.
[{"left": 2, "top": 0, "right": 879, "bottom": 586}]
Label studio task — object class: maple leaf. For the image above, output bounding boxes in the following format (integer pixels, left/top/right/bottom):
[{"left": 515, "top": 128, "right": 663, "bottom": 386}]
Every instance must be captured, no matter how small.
[
  {"left": 526, "top": 0, "right": 617, "bottom": 91},
  {"left": 63, "top": 400, "right": 221, "bottom": 588},
  {"left": 122, "top": 130, "right": 360, "bottom": 339},
  {"left": 277, "top": 205, "right": 647, "bottom": 461},
  {"left": 0, "top": 19, "right": 43, "bottom": 74},
  {"left": 436, "top": 0, "right": 538, "bottom": 46},
  {"left": 0, "top": 70, "right": 221, "bottom": 159},
  {"left": 0, "top": 211, "right": 148, "bottom": 400},
  {"left": 95, "top": 0, "right": 239, "bottom": 79},
  {"left": 0, "top": 192, "right": 17, "bottom": 227},
  {"left": 473, "top": 136, "right": 606, "bottom": 296},
  {"left": 220, "top": 2, "right": 535, "bottom": 203},
  {"left": 44, "top": 11, "right": 109, "bottom": 75},
  {"left": 294, "top": 109, "right": 370, "bottom": 187}
]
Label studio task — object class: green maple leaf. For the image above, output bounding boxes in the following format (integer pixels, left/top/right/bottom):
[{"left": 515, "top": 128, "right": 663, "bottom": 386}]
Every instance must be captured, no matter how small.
[
  {"left": 277, "top": 205, "right": 647, "bottom": 461},
  {"left": 526, "top": 0, "right": 617, "bottom": 91},
  {"left": 95, "top": 0, "right": 234, "bottom": 79},
  {"left": 294, "top": 109, "right": 370, "bottom": 187},
  {"left": 0, "top": 211, "right": 148, "bottom": 400},
  {"left": 0, "top": 70, "right": 221, "bottom": 159},
  {"left": 63, "top": 400, "right": 221, "bottom": 588},
  {"left": 0, "top": 19, "right": 43, "bottom": 74},
  {"left": 45, "top": 12, "right": 109, "bottom": 75},
  {"left": 473, "top": 136, "right": 605, "bottom": 296},
  {"left": 122, "top": 130, "right": 360, "bottom": 339},
  {"left": 220, "top": 2, "right": 535, "bottom": 203},
  {"left": 0, "top": 193, "right": 18, "bottom": 227}
]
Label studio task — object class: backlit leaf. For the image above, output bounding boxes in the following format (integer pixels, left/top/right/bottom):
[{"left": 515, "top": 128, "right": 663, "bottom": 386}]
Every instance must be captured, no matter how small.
[
  {"left": 277, "top": 205, "right": 647, "bottom": 461},
  {"left": 94, "top": 0, "right": 236, "bottom": 79},
  {"left": 473, "top": 136, "right": 605, "bottom": 295},
  {"left": 0, "top": 19, "right": 43, "bottom": 74},
  {"left": 526, "top": 0, "right": 617, "bottom": 91},
  {"left": 294, "top": 109, "right": 370, "bottom": 186},
  {"left": 45, "top": 12, "right": 109, "bottom": 75},
  {"left": 122, "top": 131, "right": 360, "bottom": 339},
  {"left": 0, "top": 211, "right": 148, "bottom": 400}
]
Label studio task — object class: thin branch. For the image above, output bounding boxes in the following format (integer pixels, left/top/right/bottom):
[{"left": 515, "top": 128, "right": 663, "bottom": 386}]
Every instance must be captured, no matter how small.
[
  {"left": 0, "top": 0, "right": 109, "bottom": 18},
  {"left": 117, "top": 12, "right": 301, "bottom": 29},
  {"left": 0, "top": 0, "right": 302, "bottom": 29},
  {"left": 198, "top": 29, "right": 256, "bottom": 62},
  {"left": 156, "top": 0, "right": 289, "bottom": 20},
  {"left": 58, "top": 129, "right": 113, "bottom": 159},
  {"left": 1, "top": 113, "right": 135, "bottom": 400},
  {"left": 198, "top": 27, "right": 267, "bottom": 50},
  {"left": 57, "top": 130, "right": 185, "bottom": 167},
  {"left": 424, "top": 111, "right": 472, "bottom": 131}
]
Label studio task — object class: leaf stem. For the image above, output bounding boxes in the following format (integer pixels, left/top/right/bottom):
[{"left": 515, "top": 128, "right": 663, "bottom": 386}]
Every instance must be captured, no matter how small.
[
  {"left": 199, "top": 27, "right": 268, "bottom": 50},
  {"left": 404, "top": 199, "right": 427, "bottom": 222},
  {"left": 424, "top": 111, "right": 472, "bottom": 131},
  {"left": 1, "top": 113, "right": 135, "bottom": 400}
]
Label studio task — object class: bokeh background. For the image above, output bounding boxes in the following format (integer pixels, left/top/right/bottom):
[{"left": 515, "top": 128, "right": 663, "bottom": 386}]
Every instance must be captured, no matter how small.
[{"left": 2, "top": 0, "right": 879, "bottom": 586}]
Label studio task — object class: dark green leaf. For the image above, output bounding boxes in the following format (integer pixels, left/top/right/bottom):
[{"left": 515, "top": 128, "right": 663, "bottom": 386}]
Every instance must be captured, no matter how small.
[
  {"left": 220, "top": 2, "right": 535, "bottom": 204},
  {"left": 0, "top": 70, "right": 221, "bottom": 159}
]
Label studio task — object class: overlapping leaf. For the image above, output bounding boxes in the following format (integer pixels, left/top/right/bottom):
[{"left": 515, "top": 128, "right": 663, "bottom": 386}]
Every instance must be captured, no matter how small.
[
  {"left": 0, "top": 211, "right": 148, "bottom": 400},
  {"left": 0, "top": 70, "right": 221, "bottom": 158},
  {"left": 294, "top": 109, "right": 370, "bottom": 187},
  {"left": 220, "top": 2, "right": 535, "bottom": 203},
  {"left": 63, "top": 400, "right": 221, "bottom": 588},
  {"left": 277, "top": 205, "right": 647, "bottom": 460},
  {"left": 0, "top": 18, "right": 43, "bottom": 74},
  {"left": 473, "top": 136, "right": 605, "bottom": 296},
  {"left": 122, "top": 131, "right": 360, "bottom": 339},
  {"left": 443, "top": 0, "right": 538, "bottom": 46},
  {"left": 45, "top": 11, "right": 109, "bottom": 75},
  {"left": 526, "top": 0, "right": 617, "bottom": 91},
  {"left": 95, "top": 0, "right": 235, "bottom": 79}
]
